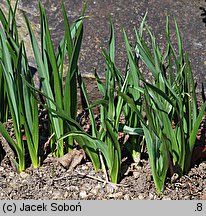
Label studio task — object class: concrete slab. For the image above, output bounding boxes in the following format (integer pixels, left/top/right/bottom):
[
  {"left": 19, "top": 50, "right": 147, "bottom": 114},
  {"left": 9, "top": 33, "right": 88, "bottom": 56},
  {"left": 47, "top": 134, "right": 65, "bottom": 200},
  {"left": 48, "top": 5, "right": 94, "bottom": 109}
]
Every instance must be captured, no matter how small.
[{"left": 1, "top": 0, "right": 206, "bottom": 91}]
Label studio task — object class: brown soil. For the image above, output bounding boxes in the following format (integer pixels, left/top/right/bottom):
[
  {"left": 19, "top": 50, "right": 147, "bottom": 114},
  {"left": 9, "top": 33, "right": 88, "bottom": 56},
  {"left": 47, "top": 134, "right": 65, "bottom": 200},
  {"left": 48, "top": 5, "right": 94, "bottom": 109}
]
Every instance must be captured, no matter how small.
[
  {"left": 0, "top": 0, "right": 206, "bottom": 201},
  {"left": 0, "top": 155, "right": 205, "bottom": 200},
  {"left": 0, "top": 110, "right": 205, "bottom": 200}
]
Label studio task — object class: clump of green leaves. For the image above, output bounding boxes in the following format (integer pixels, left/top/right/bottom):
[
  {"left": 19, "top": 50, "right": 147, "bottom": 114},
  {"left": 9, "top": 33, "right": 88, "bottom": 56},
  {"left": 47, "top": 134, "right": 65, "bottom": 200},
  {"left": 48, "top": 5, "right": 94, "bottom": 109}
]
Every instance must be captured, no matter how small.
[
  {"left": 0, "top": 0, "right": 20, "bottom": 123},
  {"left": 0, "top": 0, "right": 39, "bottom": 172},
  {"left": 24, "top": 0, "right": 84, "bottom": 157},
  {"left": 59, "top": 19, "right": 124, "bottom": 183},
  {"left": 0, "top": 0, "right": 204, "bottom": 194},
  {"left": 59, "top": 19, "right": 144, "bottom": 183},
  {"left": 24, "top": 0, "right": 104, "bottom": 171},
  {"left": 123, "top": 14, "right": 206, "bottom": 193}
]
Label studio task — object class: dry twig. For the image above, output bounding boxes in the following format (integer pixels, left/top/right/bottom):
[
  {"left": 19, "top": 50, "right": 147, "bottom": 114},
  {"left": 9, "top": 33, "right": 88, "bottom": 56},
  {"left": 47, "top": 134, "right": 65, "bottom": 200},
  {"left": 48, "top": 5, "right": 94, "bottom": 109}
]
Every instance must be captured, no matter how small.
[{"left": 53, "top": 170, "right": 129, "bottom": 187}]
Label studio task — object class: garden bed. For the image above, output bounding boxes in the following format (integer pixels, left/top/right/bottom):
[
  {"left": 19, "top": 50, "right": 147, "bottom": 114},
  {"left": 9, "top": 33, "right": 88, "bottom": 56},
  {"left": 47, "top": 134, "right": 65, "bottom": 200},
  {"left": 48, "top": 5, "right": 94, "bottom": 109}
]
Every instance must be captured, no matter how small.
[
  {"left": 0, "top": 0, "right": 206, "bottom": 200},
  {"left": 0, "top": 107, "right": 205, "bottom": 200},
  {"left": 0, "top": 152, "right": 205, "bottom": 200}
]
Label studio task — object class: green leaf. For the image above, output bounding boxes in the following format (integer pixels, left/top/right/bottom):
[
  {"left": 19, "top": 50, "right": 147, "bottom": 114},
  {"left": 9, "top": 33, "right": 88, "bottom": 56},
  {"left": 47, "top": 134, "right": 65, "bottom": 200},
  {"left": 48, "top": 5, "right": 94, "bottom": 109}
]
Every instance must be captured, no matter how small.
[
  {"left": 94, "top": 70, "right": 106, "bottom": 96},
  {"left": 119, "top": 124, "right": 144, "bottom": 135}
]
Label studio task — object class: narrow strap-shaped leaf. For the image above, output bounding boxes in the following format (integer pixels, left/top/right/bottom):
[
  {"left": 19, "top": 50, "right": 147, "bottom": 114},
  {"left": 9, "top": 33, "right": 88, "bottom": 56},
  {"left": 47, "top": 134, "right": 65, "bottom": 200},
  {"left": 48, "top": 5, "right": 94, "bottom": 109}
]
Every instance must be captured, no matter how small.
[
  {"left": 0, "top": 8, "right": 8, "bottom": 29},
  {"left": 142, "top": 80, "right": 174, "bottom": 106},
  {"left": 119, "top": 124, "right": 144, "bottom": 135},
  {"left": 0, "top": 122, "right": 25, "bottom": 172},
  {"left": 77, "top": 69, "right": 98, "bottom": 137},
  {"left": 188, "top": 101, "right": 206, "bottom": 157},
  {"left": 118, "top": 91, "right": 146, "bottom": 127},
  {"left": 61, "top": 1, "right": 73, "bottom": 62},
  {"left": 63, "top": 22, "right": 83, "bottom": 119},
  {"left": 24, "top": 12, "right": 61, "bottom": 139},
  {"left": 174, "top": 17, "right": 183, "bottom": 65},
  {"left": 94, "top": 69, "right": 106, "bottom": 97}
]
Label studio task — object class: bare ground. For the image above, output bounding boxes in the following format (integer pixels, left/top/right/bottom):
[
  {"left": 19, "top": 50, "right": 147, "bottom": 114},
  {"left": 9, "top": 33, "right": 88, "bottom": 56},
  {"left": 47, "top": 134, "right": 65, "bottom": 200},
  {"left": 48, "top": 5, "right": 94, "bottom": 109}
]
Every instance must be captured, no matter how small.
[
  {"left": 0, "top": 105, "right": 206, "bottom": 200},
  {"left": 0, "top": 0, "right": 206, "bottom": 200},
  {"left": 0, "top": 151, "right": 205, "bottom": 200}
]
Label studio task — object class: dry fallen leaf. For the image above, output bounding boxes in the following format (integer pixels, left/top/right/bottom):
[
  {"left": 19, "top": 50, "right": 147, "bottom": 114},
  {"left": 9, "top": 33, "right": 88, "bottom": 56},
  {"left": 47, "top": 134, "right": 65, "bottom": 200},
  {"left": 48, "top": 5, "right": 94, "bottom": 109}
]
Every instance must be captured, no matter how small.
[{"left": 57, "top": 149, "right": 86, "bottom": 170}]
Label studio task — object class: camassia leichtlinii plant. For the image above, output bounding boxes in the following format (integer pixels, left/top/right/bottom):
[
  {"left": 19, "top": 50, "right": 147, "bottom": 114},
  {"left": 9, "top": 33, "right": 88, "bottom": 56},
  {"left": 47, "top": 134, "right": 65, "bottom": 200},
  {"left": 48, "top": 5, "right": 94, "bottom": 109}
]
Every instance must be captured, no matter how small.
[
  {"left": 24, "top": 0, "right": 93, "bottom": 157},
  {"left": 0, "top": 0, "right": 204, "bottom": 194},
  {"left": 0, "top": 0, "right": 40, "bottom": 172},
  {"left": 24, "top": 0, "right": 104, "bottom": 171},
  {"left": 58, "top": 20, "right": 123, "bottom": 183},
  {"left": 0, "top": 0, "right": 101, "bottom": 172},
  {"left": 0, "top": 0, "right": 20, "bottom": 123},
  {"left": 122, "top": 14, "right": 206, "bottom": 193},
  {"left": 58, "top": 19, "right": 144, "bottom": 183},
  {"left": 0, "top": 44, "right": 8, "bottom": 123},
  {"left": 80, "top": 19, "right": 145, "bottom": 183}
]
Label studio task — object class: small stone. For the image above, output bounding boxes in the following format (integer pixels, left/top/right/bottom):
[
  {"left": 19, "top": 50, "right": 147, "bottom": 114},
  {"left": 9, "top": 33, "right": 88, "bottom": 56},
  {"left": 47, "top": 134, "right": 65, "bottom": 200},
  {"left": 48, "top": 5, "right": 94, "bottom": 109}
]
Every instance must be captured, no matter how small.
[
  {"left": 64, "top": 191, "right": 69, "bottom": 198},
  {"left": 138, "top": 193, "right": 145, "bottom": 200},
  {"left": 90, "top": 188, "right": 98, "bottom": 195},
  {"left": 133, "top": 171, "right": 140, "bottom": 179},
  {"left": 20, "top": 172, "right": 29, "bottom": 179},
  {"left": 81, "top": 183, "right": 92, "bottom": 191},
  {"left": 21, "top": 179, "right": 28, "bottom": 185},
  {"left": 88, "top": 170, "right": 95, "bottom": 175},
  {"left": 95, "top": 184, "right": 102, "bottom": 189},
  {"left": 200, "top": 193, "right": 206, "bottom": 200},
  {"left": 79, "top": 191, "right": 87, "bottom": 199},
  {"left": 162, "top": 197, "right": 172, "bottom": 200},
  {"left": 9, "top": 172, "right": 15, "bottom": 178},
  {"left": 183, "top": 196, "right": 190, "bottom": 200},
  {"left": 52, "top": 191, "right": 62, "bottom": 199},
  {"left": 109, "top": 192, "right": 123, "bottom": 198},
  {"left": 105, "top": 184, "right": 115, "bottom": 194},
  {"left": 199, "top": 163, "right": 206, "bottom": 170},
  {"left": 67, "top": 185, "right": 79, "bottom": 192},
  {"left": 81, "top": 165, "right": 89, "bottom": 171},
  {"left": 171, "top": 173, "right": 179, "bottom": 183},
  {"left": 0, "top": 167, "right": 4, "bottom": 172},
  {"left": 181, "top": 182, "right": 188, "bottom": 188},
  {"left": 124, "top": 194, "right": 130, "bottom": 200},
  {"left": 149, "top": 192, "right": 156, "bottom": 200},
  {"left": 47, "top": 179, "right": 53, "bottom": 186}
]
